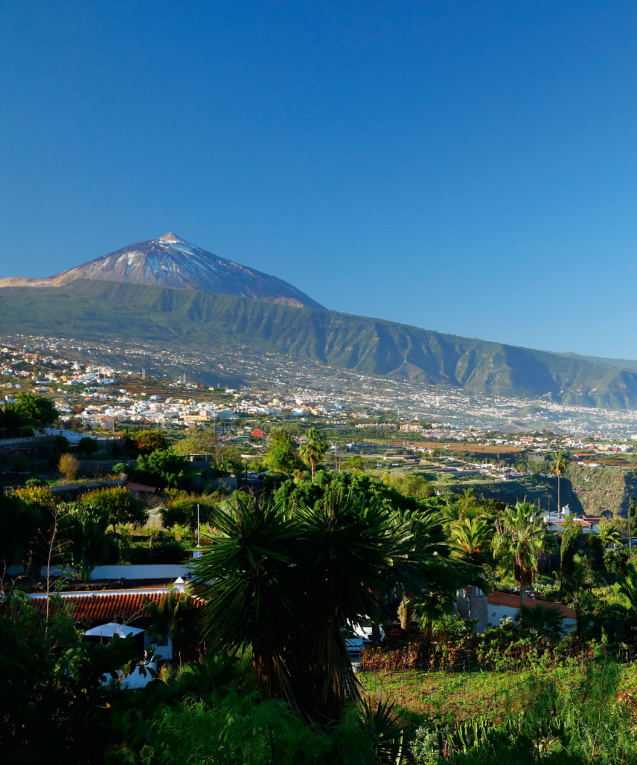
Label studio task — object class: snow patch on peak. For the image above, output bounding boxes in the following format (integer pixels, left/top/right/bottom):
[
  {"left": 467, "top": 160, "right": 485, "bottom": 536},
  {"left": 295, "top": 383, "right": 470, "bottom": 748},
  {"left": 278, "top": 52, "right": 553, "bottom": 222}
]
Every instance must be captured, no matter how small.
[{"left": 158, "top": 232, "right": 182, "bottom": 243}]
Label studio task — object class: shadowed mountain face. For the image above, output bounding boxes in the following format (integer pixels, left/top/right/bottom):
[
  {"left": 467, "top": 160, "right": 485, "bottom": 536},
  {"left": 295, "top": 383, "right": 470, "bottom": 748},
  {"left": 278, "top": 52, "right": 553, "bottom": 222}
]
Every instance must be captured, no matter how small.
[
  {"left": 2, "top": 279, "right": 637, "bottom": 409},
  {"left": 0, "top": 233, "right": 325, "bottom": 310}
]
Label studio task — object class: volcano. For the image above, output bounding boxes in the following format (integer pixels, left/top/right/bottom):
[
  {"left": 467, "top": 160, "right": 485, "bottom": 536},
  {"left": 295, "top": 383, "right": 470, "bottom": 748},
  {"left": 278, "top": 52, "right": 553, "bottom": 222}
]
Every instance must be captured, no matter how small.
[{"left": 0, "top": 232, "right": 325, "bottom": 309}]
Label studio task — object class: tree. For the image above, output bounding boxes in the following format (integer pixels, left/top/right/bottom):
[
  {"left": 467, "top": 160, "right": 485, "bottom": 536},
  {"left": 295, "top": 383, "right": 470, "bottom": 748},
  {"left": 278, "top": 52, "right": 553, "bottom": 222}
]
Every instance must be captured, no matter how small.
[
  {"left": 388, "top": 507, "right": 450, "bottom": 632},
  {"left": 77, "top": 437, "right": 99, "bottom": 457},
  {"left": 560, "top": 514, "right": 581, "bottom": 586},
  {"left": 492, "top": 501, "right": 551, "bottom": 610},
  {"left": 130, "top": 430, "right": 169, "bottom": 455},
  {"left": 58, "top": 453, "right": 80, "bottom": 482},
  {"left": 264, "top": 427, "right": 299, "bottom": 474},
  {"left": 59, "top": 502, "right": 110, "bottom": 582},
  {"left": 80, "top": 487, "right": 147, "bottom": 532},
  {"left": 192, "top": 491, "right": 405, "bottom": 722},
  {"left": 629, "top": 496, "right": 637, "bottom": 546},
  {"left": 0, "top": 486, "right": 42, "bottom": 573},
  {"left": 173, "top": 426, "right": 220, "bottom": 458},
  {"left": 299, "top": 428, "right": 328, "bottom": 482},
  {"left": 0, "top": 403, "right": 26, "bottom": 437},
  {"left": 137, "top": 448, "right": 189, "bottom": 488},
  {"left": 144, "top": 587, "right": 191, "bottom": 646},
  {"left": 450, "top": 516, "right": 492, "bottom": 566},
  {"left": 159, "top": 497, "right": 216, "bottom": 532},
  {"left": 550, "top": 450, "right": 569, "bottom": 515},
  {"left": 346, "top": 455, "right": 365, "bottom": 473},
  {"left": 597, "top": 522, "right": 622, "bottom": 549},
  {"left": 518, "top": 603, "right": 565, "bottom": 641},
  {"left": 12, "top": 392, "right": 59, "bottom": 431}
]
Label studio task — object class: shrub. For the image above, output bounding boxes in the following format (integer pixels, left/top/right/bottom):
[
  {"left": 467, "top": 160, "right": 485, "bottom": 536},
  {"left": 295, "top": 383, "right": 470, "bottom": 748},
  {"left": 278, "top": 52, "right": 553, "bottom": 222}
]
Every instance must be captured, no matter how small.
[
  {"left": 77, "top": 437, "right": 100, "bottom": 457},
  {"left": 159, "top": 498, "right": 217, "bottom": 530},
  {"left": 129, "top": 431, "right": 169, "bottom": 456},
  {"left": 81, "top": 487, "right": 148, "bottom": 531},
  {"left": 136, "top": 449, "right": 189, "bottom": 488},
  {"left": 58, "top": 453, "right": 80, "bottom": 482}
]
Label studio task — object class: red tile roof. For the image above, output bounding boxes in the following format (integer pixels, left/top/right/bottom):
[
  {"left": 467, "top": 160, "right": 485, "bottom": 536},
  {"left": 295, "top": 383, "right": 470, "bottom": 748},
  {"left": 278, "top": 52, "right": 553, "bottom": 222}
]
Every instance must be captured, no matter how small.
[
  {"left": 29, "top": 591, "right": 201, "bottom": 623},
  {"left": 487, "top": 591, "right": 576, "bottom": 620}
]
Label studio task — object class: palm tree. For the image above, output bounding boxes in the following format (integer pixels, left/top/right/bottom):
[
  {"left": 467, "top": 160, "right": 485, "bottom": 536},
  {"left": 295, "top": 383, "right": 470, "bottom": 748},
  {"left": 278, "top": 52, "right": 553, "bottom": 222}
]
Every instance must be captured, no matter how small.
[
  {"left": 346, "top": 454, "right": 365, "bottom": 474},
  {"left": 388, "top": 507, "right": 448, "bottom": 631},
  {"left": 597, "top": 522, "right": 622, "bottom": 549},
  {"left": 550, "top": 451, "right": 569, "bottom": 515},
  {"left": 299, "top": 428, "right": 328, "bottom": 482},
  {"left": 518, "top": 602, "right": 565, "bottom": 641},
  {"left": 144, "top": 587, "right": 191, "bottom": 649},
  {"left": 616, "top": 564, "right": 637, "bottom": 624},
  {"left": 450, "top": 517, "right": 493, "bottom": 565},
  {"left": 492, "top": 501, "right": 551, "bottom": 610}
]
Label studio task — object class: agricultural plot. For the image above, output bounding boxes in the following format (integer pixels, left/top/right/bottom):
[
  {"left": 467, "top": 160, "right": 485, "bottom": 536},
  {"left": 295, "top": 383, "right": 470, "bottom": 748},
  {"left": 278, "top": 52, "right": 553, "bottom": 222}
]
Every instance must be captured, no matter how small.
[{"left": 360, "top": 659, "right": 637, "bottom": 726}]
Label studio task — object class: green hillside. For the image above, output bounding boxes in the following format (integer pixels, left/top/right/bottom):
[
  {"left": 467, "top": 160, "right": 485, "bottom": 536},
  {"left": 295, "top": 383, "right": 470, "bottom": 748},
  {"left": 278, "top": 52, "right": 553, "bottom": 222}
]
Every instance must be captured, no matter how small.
[{"left": 2, "top": 280, "right": 637, "bottom": 408}]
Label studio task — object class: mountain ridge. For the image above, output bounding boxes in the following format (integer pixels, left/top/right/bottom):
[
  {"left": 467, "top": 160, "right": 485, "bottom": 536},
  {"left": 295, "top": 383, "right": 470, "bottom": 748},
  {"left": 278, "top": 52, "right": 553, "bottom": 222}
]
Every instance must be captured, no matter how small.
[{"left": 2, "top": 278, "right": 637, "bottom": 409}]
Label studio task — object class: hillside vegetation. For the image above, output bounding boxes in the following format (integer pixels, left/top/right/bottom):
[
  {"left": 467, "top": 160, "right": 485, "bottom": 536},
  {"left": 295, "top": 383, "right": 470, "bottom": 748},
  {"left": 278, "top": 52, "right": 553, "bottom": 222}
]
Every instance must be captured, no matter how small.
[{"left": 3, "top": 280, "right": 637, "bottom": 407}]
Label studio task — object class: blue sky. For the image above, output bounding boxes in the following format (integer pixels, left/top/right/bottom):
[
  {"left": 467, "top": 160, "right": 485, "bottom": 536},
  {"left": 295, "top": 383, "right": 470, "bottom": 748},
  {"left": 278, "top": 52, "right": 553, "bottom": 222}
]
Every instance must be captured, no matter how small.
[{"left": 2, "top": 1, "right": 637, "bottom": 358}]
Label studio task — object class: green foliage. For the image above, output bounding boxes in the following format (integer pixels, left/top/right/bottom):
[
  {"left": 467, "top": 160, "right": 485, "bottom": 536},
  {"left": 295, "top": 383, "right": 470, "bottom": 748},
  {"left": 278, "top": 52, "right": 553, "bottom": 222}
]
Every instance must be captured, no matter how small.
[
  {"left": 58, "top": 502, "right": 111, "bottom": 581},
  {"left": 81, "top": 487, "right": 148, "bottom": 531},
  {"left": 604, "top": 547, "right": 629, "bottom": 579},
  {"left": 517, "top": 603, "right": 565, "bottom": 642},
  {"left": 9, "top": 392, "right": 59, "bottom": 432},
  {"left": 191, "top": 491, "right": 413, "bottom": 721},
  {"left": 106, "top": 680, "right": 394, "bottom": 765},
  {"left": 388, "top": 473, "right": 435, "bottom": 500},
  {"left": 136, "top": 449, "right": 189, "bottom": 488},
  {"left": 450, "top": 517, "right": 492, "bottom": 565},
  {"left": 159, "top": 496, "right": 218, "bottom": 530},
  {"left": 492, "top": 502, "right": 552, "bottom": 604},
  {"left": 77, "top": 436, "right": 100, "bottom": 457},
  {"left": 299, "top": 428, "right": 328, "bottom": 481},
  {"left": 559, "top": 515, "right": 581, "bottom": 582},
  {"left": 265, "top": 427, "right": 300, "bottom": 473},
  {"left": 129, "top": 430, "right": 169, "bottom": 456},
  {"left": 0, "top": 486, "right": 42, "bottom": 569},
  {"left": 172, "top": 426, "right": 219, "bottom": 457},
  {"left": 0, "top": 590, "right": 147, "bottom": 764},
  {"left": 5, "top": 279, "right": 637, "bottom": 407}
]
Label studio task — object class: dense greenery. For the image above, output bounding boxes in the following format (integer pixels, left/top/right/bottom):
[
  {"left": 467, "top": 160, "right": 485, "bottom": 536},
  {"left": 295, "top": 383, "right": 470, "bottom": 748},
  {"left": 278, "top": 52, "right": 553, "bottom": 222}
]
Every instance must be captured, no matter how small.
[
  {"left": 0, "top": 392, "right": 59, "bottom": 436},
  {"left": 7, "top": 461, "right": 637, "bottom": 763}
]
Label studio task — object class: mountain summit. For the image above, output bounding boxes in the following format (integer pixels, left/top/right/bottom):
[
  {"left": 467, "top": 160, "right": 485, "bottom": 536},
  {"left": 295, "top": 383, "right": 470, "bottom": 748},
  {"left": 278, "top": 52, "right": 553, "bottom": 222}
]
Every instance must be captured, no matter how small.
[{"left": 0, "top": 233, "right": 325, "bottom": 309}]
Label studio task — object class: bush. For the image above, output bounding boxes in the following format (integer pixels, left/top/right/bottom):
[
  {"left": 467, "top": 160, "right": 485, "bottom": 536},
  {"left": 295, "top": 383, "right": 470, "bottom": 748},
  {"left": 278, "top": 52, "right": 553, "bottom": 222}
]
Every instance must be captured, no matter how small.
[
  {"left": 58, "top": 453, "right": 80, "bottom": 482},
  {"left": 136, "top": 449, "right": 189, "bottom": 489},
  {"left": 125, "top": 539, "right": 187, "bottom": 564},
  {"left": 159, "top": 498, "right": 217, "bottom": 530},
  {"left": 129, "top": 431, "right": 169, "bottom": 456},
  {"left": 81, "top": 487, "right": 148, "bottom": 531},
  {"left": 112, "top": 462, "right": 130, "bottom": 476},
  {"left": 77, "top": 437, "right": 100, "bottom": 457}
]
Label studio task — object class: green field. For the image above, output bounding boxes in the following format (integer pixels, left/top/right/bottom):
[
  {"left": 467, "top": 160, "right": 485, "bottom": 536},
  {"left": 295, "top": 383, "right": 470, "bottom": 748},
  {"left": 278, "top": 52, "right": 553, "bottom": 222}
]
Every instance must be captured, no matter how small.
[{"left": 360, "top": 660, "right": 637, "bottom": 726}]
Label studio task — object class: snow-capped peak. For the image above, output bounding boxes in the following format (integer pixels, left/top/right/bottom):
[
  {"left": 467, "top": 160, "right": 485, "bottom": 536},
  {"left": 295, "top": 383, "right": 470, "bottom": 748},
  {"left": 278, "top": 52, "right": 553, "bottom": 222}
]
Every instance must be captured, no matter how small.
[
  {"left": 0, "top": 234, "right": 326, "bottom": 310},
  {"left": 158, "top": 232, "right": 182, "bottom": 244}
]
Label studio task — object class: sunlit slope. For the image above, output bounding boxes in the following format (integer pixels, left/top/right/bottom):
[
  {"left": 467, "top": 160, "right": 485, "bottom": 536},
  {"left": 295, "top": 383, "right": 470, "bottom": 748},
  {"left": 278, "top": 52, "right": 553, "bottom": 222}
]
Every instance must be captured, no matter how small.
[{"left": 1, "top": 279, "right": 636, "bottom": 408}]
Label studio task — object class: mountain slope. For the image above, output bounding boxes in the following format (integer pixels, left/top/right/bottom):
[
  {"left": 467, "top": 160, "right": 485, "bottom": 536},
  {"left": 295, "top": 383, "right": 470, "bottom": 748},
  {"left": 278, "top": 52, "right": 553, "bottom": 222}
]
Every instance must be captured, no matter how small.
[
  {"left": 2, "top": 279, "right": 637, "bottom": 408},
  {"left": 0, "top": 232, "right": 324, "bottom": 310}
]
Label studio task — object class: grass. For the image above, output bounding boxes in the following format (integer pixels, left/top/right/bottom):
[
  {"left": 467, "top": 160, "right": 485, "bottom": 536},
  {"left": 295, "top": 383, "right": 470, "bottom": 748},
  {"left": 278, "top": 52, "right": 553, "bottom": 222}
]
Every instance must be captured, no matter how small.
[{"left": 360, "top": 660, "right": 637, "bottom": 727}]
